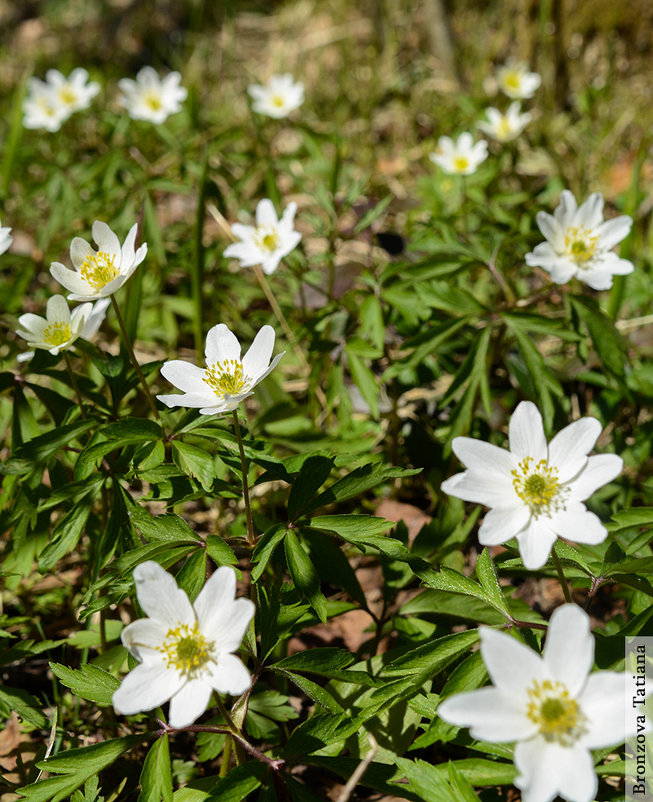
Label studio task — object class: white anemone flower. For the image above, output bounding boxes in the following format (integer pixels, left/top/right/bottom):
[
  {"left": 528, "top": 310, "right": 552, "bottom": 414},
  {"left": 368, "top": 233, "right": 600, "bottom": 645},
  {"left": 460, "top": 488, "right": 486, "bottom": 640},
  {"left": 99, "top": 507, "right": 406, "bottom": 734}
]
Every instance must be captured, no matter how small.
[
  {"left": 525, "top": 190, "right": 633, "bottom": 290},
  {"left": 224, "top": 199, "right": 302, "bottom": 275},
  {"left": 157, "top": 323, "right": 284, "bottom": 415},
  {"left": 23, "top": 81, "right": 69, "bottom": 132},
  {"left": 113, "top": 561, "right": 255, "bottom": 728},
  {"left": 0, "top": 220, "right": 12, "bottom": 255},
  {"left": 441, "top": 401, "right": 622, "bottom": 570},
  {"left": 248, "top": 74, "right": 304, "bottom": 119},
  {"left": 496, "top": 62, "right": 542, "bottom": 99},
  {"left": 17, "top": 297, "right": 109, "bottom": 363},
  {"left": 118, "top": 67, "right": 187, "bottom": 124},
  {"left": 429, "top": 133, "right": 488, "bottom": 175},
  {"left": 44, "top": 68, "right": 99, "bottom": 115},
  {"left": 478, "top": 102, "right": 531, "bottom": 143},
  {"left": 50, "top": 221, "right": 147, "bottom": 301},
  {"left": 16, "top": 295, "right": 92, "bottom": 356},
  {"left": 438, "top": 604, "right": 631, "bottom": 802}
]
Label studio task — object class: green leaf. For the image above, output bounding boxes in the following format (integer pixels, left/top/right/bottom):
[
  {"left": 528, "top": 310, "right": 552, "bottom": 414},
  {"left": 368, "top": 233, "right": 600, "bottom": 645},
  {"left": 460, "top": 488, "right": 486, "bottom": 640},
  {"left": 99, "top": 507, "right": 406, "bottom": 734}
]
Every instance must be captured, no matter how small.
[
  {"left": 396, "top": 757, "right": 514, "bottom": 800},
  {"left": 175, "top": 549, "right": 207, "bottom": 603},
  {"left": 19, "top": 735, "right": 144, "bottom": 802},
  {"left": 50, "top": 662, "right": 121, "bottom": 706},
  {"left": 353, "top": 194, "right": 393, "bottom": 234},
  {"left": 279, "top": 671, "right": 344, "bottom": 712},
  {"left": 381, "top": 629, "right": 479, "bottom": 684},
  {"left": 205, "top": 535, "right": 238, "bottom": 567},
  {"left": 305, "top": 514, "right": 393, "bottom": 538},
  {"left": 282, "top": 712, "right": 365, "bottom": 758},
  {"left": 307, "top": 463, "right": 420, "bottom": 513},
  {"left": 251, "top": 524, "right": 287, "bottom": 581},
  {"left": 274, "top": 647, "right": 354, "bottom": 675},
  {"left": 0, "top": 685, "right": 48, "bottom": 728},
  {"left": 418, "top": 565, "right": 510, "bottom": 619},
  {"left": 570, "top": 294, "right": 627, "bottom": 378},
  {"left": 285, "top": 529, "right": 327, "bottom": 623},
  {"left": 138, "top": 735, "right": 173, "bottom": 802},
  {"left": 173, "top": 763, "right": 267, "bottom": 802},
  {"left": 475, "top": 549, "right": 510, "bottom": 616},
  {"left": 172, "top": 441, "right": 215, "bottom": 491},
  {"left": 38, "top": 498, "right": 94, "bottom": 573},
  {"left": 345, "top": 346, "right": 380, "bottom": 419},
  {"left": 75, "top": 419, "right": 163, "bottom": 480},
  {"left": 287, "top": 455, "right": 335, "bottom": 520},
  {"left": 4, "top": 420, "right": 96, "bottom": 474}
]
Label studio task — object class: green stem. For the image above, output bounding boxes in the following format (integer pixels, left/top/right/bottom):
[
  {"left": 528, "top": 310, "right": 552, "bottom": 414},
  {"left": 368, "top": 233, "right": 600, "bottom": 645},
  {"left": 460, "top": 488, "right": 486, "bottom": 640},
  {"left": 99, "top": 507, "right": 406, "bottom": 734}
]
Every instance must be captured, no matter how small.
[
  {"left": 551, "top": 544, "right": 573, "bottom": 604},
  {"left": 110, "top": 294, "right": 160, "bottom": 420},
  {"left": 232, "top": 411, "right": 255, "bottom": 547},
  {"left": 63, "top": 351, "right": 86, "bottom": 419},
  {"left": 219, "top": 735, "right": 232, "bottom": 777}
]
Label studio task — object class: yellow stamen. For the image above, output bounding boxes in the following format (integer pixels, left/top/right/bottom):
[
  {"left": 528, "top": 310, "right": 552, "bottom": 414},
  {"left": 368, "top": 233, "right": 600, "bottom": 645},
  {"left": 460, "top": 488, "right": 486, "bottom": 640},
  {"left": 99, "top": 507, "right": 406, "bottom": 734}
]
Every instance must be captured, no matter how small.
[
  {"left": 526, "top": 679, "right": 587, "bottom": 746},
  {"left": 256, "top": 229, "right": 280, "bottom": 252},
  {"left": 144, "top": 91, "right": 163, "bottom": 112},
  {"left": 271, "top": 94, "right": 285, "bottom": 108},
  {"left": 453, "top": 156, "right": 470, "bottom": 172},
  {"left": 43, "top": 321, "right": 72, "bottom": 347},
  {"left": 203, "top": 359, "right": 250, "bottom": 398},
  {"left": 511, "top": 457, "right": 563, "bottom": 516},
  {"left": 564, "top": 226, "right": 599, "bottom": 267},
  {"left": 503, "top": 71, "right": 522, "bottom": 90},
  {"left": 58, "top": 86, "right": 77, "bottom": 106},
  {"left": 157, "top": 622, "right": 214, "bottom": 677},
  {"left": 497, "top": 117, "right": 512, "bottom": 139},
  {"left": 80, "top": 252, "right": 119, "bottom": 290}
]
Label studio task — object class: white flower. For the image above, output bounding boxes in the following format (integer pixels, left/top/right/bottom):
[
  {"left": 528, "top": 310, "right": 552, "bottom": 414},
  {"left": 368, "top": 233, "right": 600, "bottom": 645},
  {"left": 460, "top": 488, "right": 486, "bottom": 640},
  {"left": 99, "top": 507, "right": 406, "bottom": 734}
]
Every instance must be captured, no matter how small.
[
  {"left": 45, "top": 68, "right": 99, "bottom": 114},
  {"left": 16, "top": 295, "right": 92, "bottom": 356},
  {"left": 438, "top": 604, "right": 631, "bottom": 802},
  {"left": 157, "top": 323, "right": 284, "bottom": 415},
  {"left": 441, "top": 401, "right": 622, "bottom": 570},
  {"left": 118, "top": 67, "right": 187, "bottom": 124},
  {"left": 224, "top": 199, "right": 302, "bottom": 275},
  {"left": 17, "top": 297, "right": 110, "bottom": 364},
  {"left": 113, "top": 561, "right": 254, "bottom": 728},
  {"left": 0, "top": 220, "right": 12, "bottom": 255},
  {"left": 248, "top": 74, "right": 304, "bottom": 119},
  {"left": 23, "top": 81, "right": 69, "bottom": 132},
  {"left": 50, "top": 221, "right": 147, "bottom": 301},
  {"left": 496, "top": 62, "right": 542, "bottom": 99},
  {"left": 525, "top": 190, "right": 634, "bottom": 290},
  {"left": 429, "top": 133, "right": 488, "bottom": 175},
  {"left": 478, "top": 102, "right": 531, "bottom": 142}
]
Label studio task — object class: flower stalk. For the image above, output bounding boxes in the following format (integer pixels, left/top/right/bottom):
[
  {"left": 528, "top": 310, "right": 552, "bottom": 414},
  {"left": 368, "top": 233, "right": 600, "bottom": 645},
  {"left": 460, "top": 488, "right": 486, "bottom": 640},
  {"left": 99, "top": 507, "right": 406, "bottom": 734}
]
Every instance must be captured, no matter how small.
[
  {"left": 64, "top": 351, "right": 86, "bottom": 419},
  {"left": 551, "top": 543, "right": 573, "bottom": 604},
  {"left": 232, "top": 410, "right": 256, "bottom": 547}
]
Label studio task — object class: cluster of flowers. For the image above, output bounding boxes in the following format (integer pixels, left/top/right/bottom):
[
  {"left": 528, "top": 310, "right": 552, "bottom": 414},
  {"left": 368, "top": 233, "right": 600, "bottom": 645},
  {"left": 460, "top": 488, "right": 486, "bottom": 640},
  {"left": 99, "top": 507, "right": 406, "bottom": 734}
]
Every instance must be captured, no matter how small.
[
  {"left": 6, "top": 59, "right": 639, "bottom": 802},
  {"left": 23, "top": 67, "right": 304, "bottom": 132}
]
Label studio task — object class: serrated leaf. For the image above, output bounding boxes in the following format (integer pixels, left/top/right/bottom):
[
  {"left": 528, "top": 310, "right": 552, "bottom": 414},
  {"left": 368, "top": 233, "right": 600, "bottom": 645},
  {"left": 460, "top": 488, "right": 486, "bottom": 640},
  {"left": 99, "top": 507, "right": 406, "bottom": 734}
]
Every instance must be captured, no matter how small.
[
  {"left": 172, "top": 441, "right": 215, "bottom": 491},
  {"left": 4, "top": 420, "right": 96, "bottom": 474},
  {"left": 307, "top": 463, "right": 420, "bottom": 514},
  {"left": 418, "top": 565, "right": 511, "bottom": 619},
  {"left": 285, "top": 529, "right": 327, "bottom": 623},
  {"left": 75, "top": 419, "right": 163, "bottom": 480},
  {"left": 345, "top": 346, "right": 380, "bottom": 419},
  {"left": 570, "top": 294, "right": 627, "bottom": 378},
  {"left": 251, "top": 524, "right": 287, "bottom": 581},
  {"left": 138, "top": 735, "right": 172, "bottom": 802},
  {"left": 287, "top": 455, "right": 335, "bottom": 520},
  {"left": 0, "top": 685, "right": 48, "bottom": 727},
  {"left": 19, "top": 735, "right": 143, "bottom": 802},
  {"left": 279, "top": 670, "right": 343, "bottom": 713},
  {"left": 475, "top": 549, "right": 510, "bottom": 616},
  {"left": 50, "top": 662, "right": 121, "bottom": 706},
  {"left": 38, "top": 498, "right": 94, "bottom": 573},
  {"left": 305, "top": 514, "right": 393, "bottom": 538},
  {"left": 205, "top": 535, "right": 238, "bottom": 567}
]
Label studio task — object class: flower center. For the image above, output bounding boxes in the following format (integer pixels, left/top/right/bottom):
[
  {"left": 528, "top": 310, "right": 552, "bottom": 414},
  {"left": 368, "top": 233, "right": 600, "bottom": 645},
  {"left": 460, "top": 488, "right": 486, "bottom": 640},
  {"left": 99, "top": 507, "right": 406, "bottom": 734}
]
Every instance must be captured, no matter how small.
[
  {"left": 43, "top": 321, "right": 72, "bottom": 347},
  {"left": 271, "top": 94, "right": 285, "bottom": 108},
  {"left": 79, "top": 252, "right": 119, "bottom": 290},
  {"left": 503, "top": 70, "right": 522, "bottom": 90},
  {"left": 511, "top": 456, "right": 566, "bottom": 516},
  {"left": 144, "top": 91, "right": 163, "bottom": 112},
  {"left": 564, "top": 226, "right": 599, "bottom": 266},
  {"left": 526, "top": 679, "right": 588, "bottom": 746},
  {"left": 453, "top": 156, "right": 470, "bottom": 171},
  {"left": 158, "top": 622, "right": 215, "bottom": 678},
  {"left": 38, "top": 97, "right": 59, "bottom": 117},
  {"left": 58, "top": 86, "right": 77, "bottom": 106},
  {"left": 203, "top": 358, "right": 251, "bottom": 398},
  {"left": 255, "top": 229, "right": 280, "bottom": 253},
  {"left": 497, "top": 117, "right": 512, "bottom": 139}
]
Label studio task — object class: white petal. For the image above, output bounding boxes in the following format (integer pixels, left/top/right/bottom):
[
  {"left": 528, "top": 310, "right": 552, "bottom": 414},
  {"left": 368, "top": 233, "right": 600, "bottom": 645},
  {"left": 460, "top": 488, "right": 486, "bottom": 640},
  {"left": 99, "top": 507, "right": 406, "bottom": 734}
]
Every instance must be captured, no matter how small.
[
  {"left": 577, "top": 193, "right": 604, "bottom": 229},
  {"left": 168, "top": 678, "right": 212, "bottom": 728},
  {"left": 132, "top": 560, "right": 195, "bottom": 628},
  {"left": 480, "top": 626, "right": 546, "bottom": 699},
  {"left": 579, "top": 671, "right": 628, "bottom": 748},
  {"left": 113, "top": 662, "right": 183, "bottom": 716},
  {"left": 121, "top": 618, "right": 168, "bottom": 663},
  {"left": 515, "top": 739, "right": 597, "bottom": 802},
  {"left": 552, "top": 743, "right": 598, "bottom": 802},
  {"left": 242, "top": 325, "right": 275, "bottom": 379},
  {"left": 478, "top": 504, "right": 530, "bottom": 545},
  {"left": 535, "top": 211, "right": 561, "bottom": 246},
  {"left": 451, "top": 437, "right": 517, "bottom": 474},
  {"left": 543, "top": 604, "right": 593, "bottom": 695},
  {"left": 440, "top": 469, "right": 516, "bottom": 507},
  {"left": 157, "top": 391, "right": 214, "bottom": 409},
  {"left": 45, "top": 294, "right": 71, "bottom": 323},
  {"left": 247, "top": 351, "right": 284, "bottom": 388},
  {"left": 160, "top": 360, "right": 208, "bottom": 394},
  {"left": 195, "top": 567, "right": 255, "bottom": 652},
  {"left": 552, "top": 501, "right": 608, "bottom": 546},
  {"left": 546, "top": 258, "right": 579, "bottom": 285},
  {"left": 208, "top": 653, "right": 251, "bottom": 695},
  {"left": 69, "top": 237, "right": 94, "bottom": 269},
  {"left": 509, "top": 402, "right": 547, "bottom": 461},
  {"left": 261, "top": 254, "right": 282, "bottom": 274},
  {"left": 525, "top": 242, "right": 564, "bottom": 270},
  {"left": 516, "top": 519, "right": 558, "bottom": 569},
  {"left": 255, "top": 199, "right": 278, "bottom": 228},
  {"left": 205, "top": 324, "right": 241, "bottom": 365},
  {"left": 554, "top": 190, "right": 578, "bottom": 227},
  {"left": 595, "top": 215, "right": 632, "bottom": 250},
  {"left": 121, "top": 223, "right": 138, "bottom": 269},
  {"left": 91, "top": 221, "right": 121, "bottom": 259},
  {"left": 279, "top": 202, "right": 298, "bottom": 230},
  {"left": 548, "top": 417, "right": 601, "bottom": 481},
  {"left": 437, "top": 686, "right": 536, "bottom": 742},
  {"left": 50, "top": 263, "right": 93, "bottom": 297},
  {"left": 569, "top": 454, "right": 622, "bottom": 501}
]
